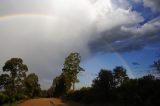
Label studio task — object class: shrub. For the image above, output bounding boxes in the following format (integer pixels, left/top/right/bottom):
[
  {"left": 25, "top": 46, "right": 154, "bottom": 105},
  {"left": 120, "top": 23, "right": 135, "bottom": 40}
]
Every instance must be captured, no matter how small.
[
  {"left": 0, "top": 92, "right": 9, "bottom": 104},
  {"left": 15, "top": 94, "right": 28, "bottom": 101},
  {"left": 66, "top": 87, "right": 99, "bottom": 104}
]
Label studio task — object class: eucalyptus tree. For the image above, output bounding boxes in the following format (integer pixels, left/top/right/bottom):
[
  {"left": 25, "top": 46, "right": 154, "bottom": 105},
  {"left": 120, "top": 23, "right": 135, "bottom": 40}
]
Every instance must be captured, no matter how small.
[{"left": 62, "top": 53, "right": 84, "bottom": 91}]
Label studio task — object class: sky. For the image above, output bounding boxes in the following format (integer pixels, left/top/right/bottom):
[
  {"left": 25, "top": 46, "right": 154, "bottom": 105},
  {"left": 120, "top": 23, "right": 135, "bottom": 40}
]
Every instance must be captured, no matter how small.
[{"left": 0, "top": 0, "right": 160, "bottom": 89}]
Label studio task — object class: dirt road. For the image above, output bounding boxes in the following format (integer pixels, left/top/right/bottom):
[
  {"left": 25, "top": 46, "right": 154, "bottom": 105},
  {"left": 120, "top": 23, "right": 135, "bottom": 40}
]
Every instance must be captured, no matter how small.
[{"left": 17, "top": 98, "right": 86, "bottom": 106}]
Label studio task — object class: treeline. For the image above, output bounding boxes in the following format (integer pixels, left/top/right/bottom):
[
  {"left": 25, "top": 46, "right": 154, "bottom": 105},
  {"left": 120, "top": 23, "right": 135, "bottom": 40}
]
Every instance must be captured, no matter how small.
[
  {"left": 0, "top": 53, "right": 83, "bottom": 105},
  {"left": 66, "top": 70, "right": 160, "bottom": 106},
  {"left": 0, "top": 58, "right": 41, "bottom": 104},
  {"left": 45, "top": 53, "right": 160, "bottom": 106},
  {"left": 46, "top": 61, "right": 160, "bottom": 106},
  {"left": 0, "top": 53, "right": 160, "bottom": 106}
]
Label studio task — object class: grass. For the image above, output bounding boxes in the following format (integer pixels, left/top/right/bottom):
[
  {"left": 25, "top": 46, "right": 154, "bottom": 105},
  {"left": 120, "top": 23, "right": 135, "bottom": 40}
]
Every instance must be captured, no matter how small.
[
  {"left": 2, "top": 100, "right": 24, "bottom": 106},
  {"left": 2, "top": 103, "right": 18, "bottom": 106}
]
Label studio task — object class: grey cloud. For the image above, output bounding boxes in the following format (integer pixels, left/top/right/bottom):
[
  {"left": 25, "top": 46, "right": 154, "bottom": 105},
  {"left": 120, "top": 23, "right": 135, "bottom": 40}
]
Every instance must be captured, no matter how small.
[
  {"left": 112, "top": 0, "right": 131, "bottom": 9},
  {"left": 0, "top": 15, "right": 92, "bottom": 89},
  {"left": 143, "top": 0, "right": 160, "bottom": 12},
  {"left": 132, "top": 0, "right": 142, "bottom": 3},
  {"left": 0, "top": 0, "right": 97, "bottom": 89},
  {"left": 89, "top": 17, "right": 160, "bottom": 53},
  {"left": 0, "top": 0, "right": 54, "bottom": 16}
]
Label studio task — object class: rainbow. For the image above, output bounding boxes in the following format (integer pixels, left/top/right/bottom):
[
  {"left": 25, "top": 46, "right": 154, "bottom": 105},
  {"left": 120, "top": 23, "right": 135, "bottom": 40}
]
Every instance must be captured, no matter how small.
[
  {"left": 0, "top": 13, "right": 134, "bottom": 78},
  {"left": 0, "top": 13, "right": 54, "bottom": 21},
  {"left": 102, "top": 42, "right": 135, "bottom": 78}
]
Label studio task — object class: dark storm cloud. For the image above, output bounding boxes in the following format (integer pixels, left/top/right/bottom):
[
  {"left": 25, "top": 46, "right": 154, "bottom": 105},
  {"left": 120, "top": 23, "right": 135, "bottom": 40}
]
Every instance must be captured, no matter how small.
[
  {"left": 89, "top": 16, "right": 160, "bottom": 53},
  {"left": 143, "top": 0, "right": 160, "bottom": 12}
]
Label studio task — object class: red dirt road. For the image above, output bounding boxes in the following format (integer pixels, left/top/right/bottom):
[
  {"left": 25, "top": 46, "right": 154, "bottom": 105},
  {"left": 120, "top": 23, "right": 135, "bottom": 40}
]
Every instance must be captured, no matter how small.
[{"left": 17, "top": 98, "right": 85, "bottom": 106}]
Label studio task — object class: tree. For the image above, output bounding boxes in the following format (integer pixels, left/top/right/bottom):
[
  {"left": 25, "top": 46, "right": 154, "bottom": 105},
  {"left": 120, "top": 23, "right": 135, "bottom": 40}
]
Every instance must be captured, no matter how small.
[
  {"left": 118, "top": 74, "right": 160, "bottom": 106},
  {"left": 3, "top": 58, "right": 28, "bottom": 90},
  {"left": 142, "top": 74, "right": 155, "bottom": 80},
  {"left": 92, "top": 69, "right": 114, "bottom": 90},
  {"left": 154, "top": 59, "right": 160, "bottom": 72},
  {"left": 150, "top": 59, "right": 160, "bottom": 77},
  {"left": 62, "top": 53, "right": 84, "bottom": 91},
  {"left": 113, "top": 66, "right": 128, "bottom": 87},
  {"left": 92, "top": 69, "right": 114, "bottom": 100},
  {"left": 2, "top": 58, "right": 28, "bottom": 102},
  {"left": 0, "top": 74, "right": 10, "bottom": 89},
  {"left": 24, "top": 73, "right": 41, "bottom": 98},
  {"left": 52, "top": 75, "right": 68, "bottom": 97}
]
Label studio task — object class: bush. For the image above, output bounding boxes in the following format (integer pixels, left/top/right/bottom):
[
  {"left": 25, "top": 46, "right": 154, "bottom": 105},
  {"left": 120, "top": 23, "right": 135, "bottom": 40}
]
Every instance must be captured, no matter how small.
[
  {"left": 66, "top": 87, "right": 100, "bottom": 104},
  {"left": 15, "top": 94, "right": 28, "bottom": 101},
  {"left": 0, "top": 92, "right": 9, "bottom": 104}
]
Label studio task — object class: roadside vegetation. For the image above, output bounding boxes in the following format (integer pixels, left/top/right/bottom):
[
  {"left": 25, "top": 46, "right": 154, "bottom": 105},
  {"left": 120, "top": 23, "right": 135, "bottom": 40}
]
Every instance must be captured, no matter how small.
[{"left": 0, "top": 52, "right": 160, "bottom": 106}]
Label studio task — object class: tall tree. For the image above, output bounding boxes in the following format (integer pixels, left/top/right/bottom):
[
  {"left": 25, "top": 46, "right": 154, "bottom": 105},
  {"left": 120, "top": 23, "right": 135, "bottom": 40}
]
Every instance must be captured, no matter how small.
[
  {"left": 62, "top": 53, "right": 84, "bottom": 91},
  {"left": 24, "top": 73, "right": 41, "bottom": 98},
  {"left": 2, "top": 58, "right": 28, "bottom": 102},
  {"left": 3, "top": 58, "right": 28, "bottom": 88}
]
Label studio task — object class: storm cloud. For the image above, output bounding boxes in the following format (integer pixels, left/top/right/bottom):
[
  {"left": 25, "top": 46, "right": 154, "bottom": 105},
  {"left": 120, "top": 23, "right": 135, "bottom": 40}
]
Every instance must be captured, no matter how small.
[
  {"left": 0, "top": 0, "right": 159, "bottom": 89},
  {"left": 143, "top": 0, "right": 160, "bottom": 12}
]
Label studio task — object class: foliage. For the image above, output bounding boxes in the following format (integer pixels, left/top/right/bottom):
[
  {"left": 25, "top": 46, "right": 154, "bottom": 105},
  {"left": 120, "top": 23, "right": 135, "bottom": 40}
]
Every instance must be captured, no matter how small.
[
  {"left": 1, "top": 58, "right": 28, "bottom": 103},
  {"left": 67, "top": 87, "right": 96, "bottom": 103},
  {"left": 0, "top": 58, "right": 41, "bottom": 105},
  {"left": 1, "top": 100, "right": 24, "bottom": 106},
  {"left": 67, "top": 67, "right": 160, "bottom": 106},
  {"left": 92, "top": 69, "right": 114, "bottom": 91},
  {"left": 2, "top": 58, "right": 28, "bottom": 89},
  {"left": 68, "top": 67, "right": 129, "bottom": 103},
  {"left": 40, "top": 90, "right": 48, "bottom": 98},
  {"left": 116, "top": 75, "right": 160, "bottom": 106},
  {"left": 3, "top": 58, "right": 28, "bottom": 84},
  {"left": 1, "top": 55, "right": 160, "bottom": 106},
  {"left": 154, "top": 59, "right": 160, "bottom": 72},
  {"left": 47, "top": 53, "right": 85, "bottom": 97},
  {"left": 24, "top": 73, "right": 41, "bottom": 98},
  {"left": 0, "top": 92, "right": 9, "bottom": 104},
  {"left": 62, "top": 53, "right": 84, "bottom": 91},
  {"left": 113, "top": 66, "right": 129, "bottom": 87},
  {"left": 52, "top": 75, "right": 68, "bottom": 97},
  {"left": 0, "top": 74, "right": 10, "bottom": 89}
]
